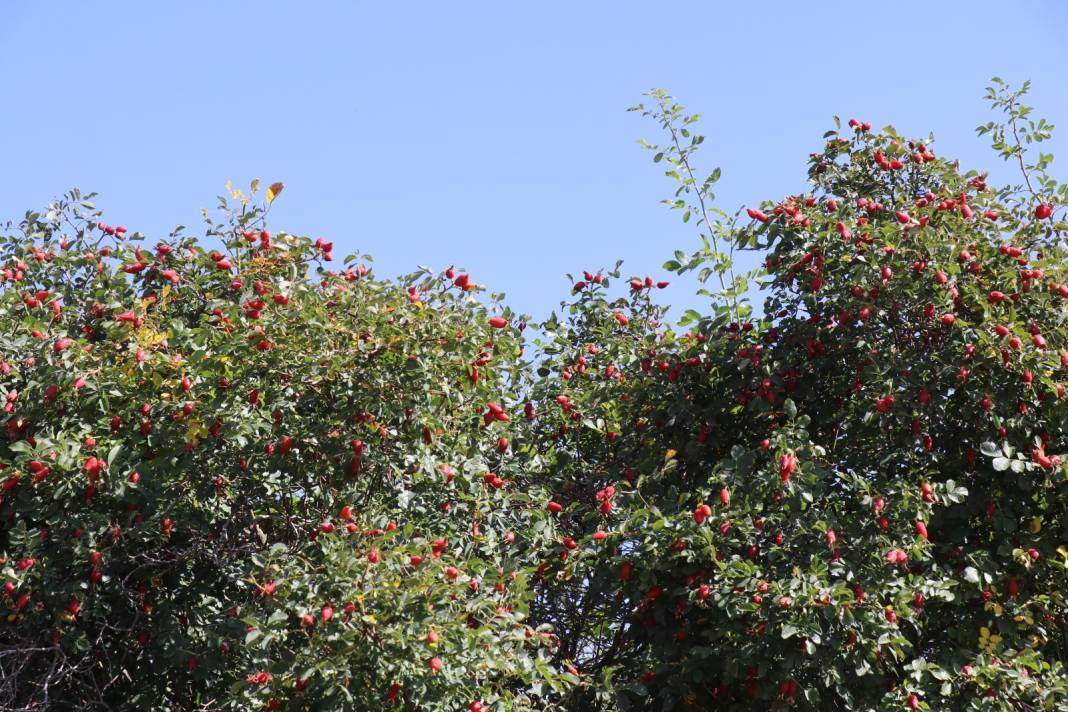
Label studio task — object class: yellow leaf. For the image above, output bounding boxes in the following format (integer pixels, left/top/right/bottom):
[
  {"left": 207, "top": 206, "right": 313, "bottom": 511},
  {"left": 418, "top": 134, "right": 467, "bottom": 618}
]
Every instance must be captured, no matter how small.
[
  {"left": 664, "top": 449, "right": 678, "bottom": 462},
  {"left": 266, "top": 182, "right": 284, "bottom": 204},
  {"left": 250, "top": 178, "right": 260, "bottom": 195},
  {"left": 185, "top": 418, "right": 205, "bottom": 442}
]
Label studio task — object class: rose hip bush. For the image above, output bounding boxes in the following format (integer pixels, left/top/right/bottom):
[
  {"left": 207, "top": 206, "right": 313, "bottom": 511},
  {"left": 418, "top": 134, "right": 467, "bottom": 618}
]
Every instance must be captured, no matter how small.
[{"left": 1, "top": 79, "right": 1066, "bottom": 710}]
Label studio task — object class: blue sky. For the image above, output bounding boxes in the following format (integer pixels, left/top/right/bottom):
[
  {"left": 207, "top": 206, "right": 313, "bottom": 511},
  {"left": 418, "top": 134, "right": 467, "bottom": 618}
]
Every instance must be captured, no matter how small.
[{"left": 3, "top": 1, "right": 1066, "bottom": 321}]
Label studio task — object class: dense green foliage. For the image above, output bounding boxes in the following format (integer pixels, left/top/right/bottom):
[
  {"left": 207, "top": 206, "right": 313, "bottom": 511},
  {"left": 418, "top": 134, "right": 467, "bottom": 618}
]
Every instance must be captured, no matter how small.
[{"left": 1, "top": 80, "right": 1066, "bottom": 710}]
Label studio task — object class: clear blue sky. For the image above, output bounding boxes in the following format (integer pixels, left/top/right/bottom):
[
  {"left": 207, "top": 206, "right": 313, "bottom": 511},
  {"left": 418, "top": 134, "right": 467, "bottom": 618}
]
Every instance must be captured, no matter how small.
[{"left": 3, "top": 1, "right": 1066, "bottom": 320}]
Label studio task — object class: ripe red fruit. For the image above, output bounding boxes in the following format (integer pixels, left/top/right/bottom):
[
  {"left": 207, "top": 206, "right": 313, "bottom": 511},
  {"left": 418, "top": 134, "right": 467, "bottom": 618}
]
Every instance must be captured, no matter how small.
[
  {"left": 487, "top": 316, "right": 508, "bottom": 329},
  {"left": 719, "top": 487, "right": 730, "bottom": 506},
  {"left": 779, "top": 453, "right": 797, "bottom": 482},
  {"left": 907, "top": 693, "right": 920, "bottom": 709},
  {"left": 429, "top": 657, "right": 443, "bottom": 672},
  {"left": 693, "top": 504, "right": 712, "bottom": 524},
  {"left": 1035, "top": 203, "right": 1053, "bottom": 219},
  {"left": 546, "top": 501, "right": 563, "bottom": 514},
  {"left": 915, "top": 520, "right": 928, "bottom": 540}
]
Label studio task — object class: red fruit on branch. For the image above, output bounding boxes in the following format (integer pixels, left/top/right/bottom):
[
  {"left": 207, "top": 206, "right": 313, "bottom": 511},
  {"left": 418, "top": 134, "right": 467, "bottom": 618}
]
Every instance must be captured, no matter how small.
[
  {"left": 885, "top": 549, "right": 908, "bottom": 565},
  {"left": 779, "top": 453, "right": 797, "bottom": 482},
  {"left": 692, "top": 504, "right": 712, "bottom": 524}
]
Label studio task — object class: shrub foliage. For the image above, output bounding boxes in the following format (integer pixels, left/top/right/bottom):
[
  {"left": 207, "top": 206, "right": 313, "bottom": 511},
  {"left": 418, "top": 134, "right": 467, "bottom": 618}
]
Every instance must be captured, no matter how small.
[{"left": 1, "top": 80, "right": 1066, "bottom": 710}]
